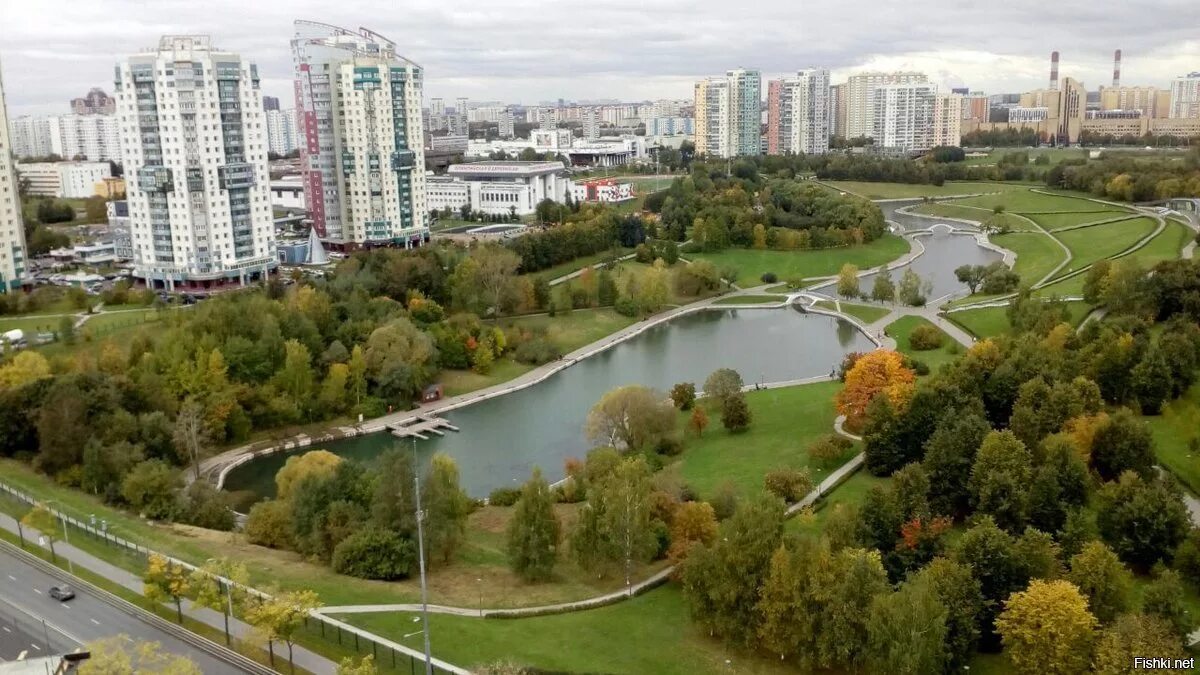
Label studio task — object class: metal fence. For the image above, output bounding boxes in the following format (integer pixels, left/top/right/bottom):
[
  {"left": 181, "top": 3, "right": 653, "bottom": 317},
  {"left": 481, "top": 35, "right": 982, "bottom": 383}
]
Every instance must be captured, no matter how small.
[{"left": 0, "top": 481, "right": 468, "bottom": 675}]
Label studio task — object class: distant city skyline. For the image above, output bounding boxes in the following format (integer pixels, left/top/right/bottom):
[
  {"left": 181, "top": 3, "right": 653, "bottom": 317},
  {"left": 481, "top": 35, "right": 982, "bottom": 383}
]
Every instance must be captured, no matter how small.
[{"left": 2, "top": 0, "right": 1198, "bottom": 116}]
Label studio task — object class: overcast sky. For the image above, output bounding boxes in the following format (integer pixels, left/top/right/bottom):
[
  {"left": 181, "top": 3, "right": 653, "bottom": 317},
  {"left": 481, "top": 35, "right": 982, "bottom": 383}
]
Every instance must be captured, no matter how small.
[{"left": 3, "top": 0, "right": 1198, "bottom": 116}]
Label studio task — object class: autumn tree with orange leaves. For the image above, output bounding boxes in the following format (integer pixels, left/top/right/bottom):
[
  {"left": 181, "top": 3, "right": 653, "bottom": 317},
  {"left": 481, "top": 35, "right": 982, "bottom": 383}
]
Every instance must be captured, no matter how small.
[{"left": 834, "top": 350, "right": 916, "bottom": 432}]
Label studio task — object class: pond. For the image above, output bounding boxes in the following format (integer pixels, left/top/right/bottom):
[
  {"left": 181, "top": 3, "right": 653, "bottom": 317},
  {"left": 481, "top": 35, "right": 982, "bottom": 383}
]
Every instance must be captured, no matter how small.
[{"left": 223, "top": 306, "right": 876, "bottom": 499}]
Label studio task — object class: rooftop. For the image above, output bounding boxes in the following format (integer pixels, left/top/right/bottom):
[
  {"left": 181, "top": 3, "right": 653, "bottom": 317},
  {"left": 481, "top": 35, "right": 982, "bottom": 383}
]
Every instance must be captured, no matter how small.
[{"left": 448, "top": 161, "right": 565, "bottom": 177}]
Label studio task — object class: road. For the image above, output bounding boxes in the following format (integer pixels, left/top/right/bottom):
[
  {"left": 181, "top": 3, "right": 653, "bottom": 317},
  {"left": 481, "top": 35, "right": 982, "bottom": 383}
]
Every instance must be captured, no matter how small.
[{"left": 0, "top": 547, "right": 246, "bottom": 673}]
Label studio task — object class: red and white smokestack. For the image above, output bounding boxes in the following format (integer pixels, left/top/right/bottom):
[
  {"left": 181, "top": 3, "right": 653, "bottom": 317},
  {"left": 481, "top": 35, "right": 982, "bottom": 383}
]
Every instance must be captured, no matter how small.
[
  {"left": 1113, "top": 49, "right": 1122, "bottom": 88},
  {"left": 1050, "top": 51, "right": 1060, "bottom": 90}
]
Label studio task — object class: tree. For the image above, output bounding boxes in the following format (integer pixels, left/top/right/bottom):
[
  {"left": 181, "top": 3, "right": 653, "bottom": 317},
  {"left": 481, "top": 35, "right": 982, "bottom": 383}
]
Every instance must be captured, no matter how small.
[
  {"left": 81, "top": 636, "right": 202, "bottom": 675},
  {"left": 1141, "top": 567, "right": 1193, "bottom": 643},
  {"left": 189, "top": 558, "right": 249, "bottom": 645},
  {"left": 336, "top": 655, "right": 378, "bottom": 675},
  {"left": 822, "top": 547, "right": 891, "bottom": 669},
  {"left": 955, "top": 264, "right": 987, "bottom": 294},
  {"left": 688, "top": 406, "right": 709, "bottom": 437},
  {"left": 173, "top": 399, "right": 209, "bottom": 481},
  {"left": 584, "top": 385, "right": 676, "bottom": 451},
  {"left": 331, "top": 528, "right": 415, "bottom": 580},
  {"left": 0, "top": 351, "right": 52, "bottom": 389},
  {"left": 911, "top": 557, "right": 984, "bottom": 670},
  {"left": 1095, "top": 471, "right": 1190, "bottom": 568},
  {"left": 756, "top": 545, "right": 804, "bottom": 659},
  {"left": 364, "top": 318, "right": 437, "bottom": 402},
  {"left": 865, "top": 576, "right": 949, "bottom": 675},
  {"left": 954, "top": 517, "right": 1029, "bottom": 645},
  {"left": 143, "top": 553, "right": 191, "bottom": 623},
  {"left": 837, "top": 263, "right": 861, "bottom": 299},
  {"left": 922, "top": 412, "right": 990, "bottom": 518},
  {"left": 669, "top": 382, "right": 696, "bottom": 410},
  {"left": 21, "top": 504, "right": 60, "bottom": 561},
  {"left": 506, "top": 468, "right": 561, "bottom": 581},
  {"left": 1093, "top": 614, "right": 1189, "bottom": 675},
  {"left": 244, "top": 500, "right": 294, "bottom": 549},
  {"left": 121, "top": 460, "right": 180, "bottom": 520},
  {"left": 422, "top": 453, "right": 471, "bottom": 565},
  {"left": 1131, "top": 344, "right": 1173, "bottom": 414},
  {"left": 995, "top": 579, "right": 1097, "bottom": 675},
  {"left": 835, "top": 350, "right": 916, "bottom": 432},
  {"left": 968, "top": 430, "right": 1033, "bottom": 532},
  {"left": 1066, "top": 541, "right": 1132, "bottom": 624},
  {"left": 667, "top": 501, "right": 717, "bottom": 562},
  {"left": 1089, "top": 409, "right": 1155, "bottom": 481},
  {"left": 898, "top": 268, "right": 930, "bottom": 306},
  {"left": 245, "top": 589, "right": 323, "bottom": 673},
  {"left": 702, "top": 368, "right": 743, "bottom": 406},
  {"left": 597, "top": 269, "right": 618, "bottom": 306},
  {"left": 720, "top": 391, "right": 752, "bottom": 432},
  {"left": 275, "top": 450, "right": 342, "bottom": 501},
  {"left": 871, "top": 267, "right": 896, "bottom": 303}
]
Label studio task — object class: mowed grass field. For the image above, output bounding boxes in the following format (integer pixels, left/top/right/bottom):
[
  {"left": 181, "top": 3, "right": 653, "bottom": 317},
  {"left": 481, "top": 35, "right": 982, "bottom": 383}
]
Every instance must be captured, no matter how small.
[
  {"left": 885, "top": 315, "right": 961, "bottom": 372},
  {"left": 909, "top": 203, "right": 1032, "bottom": 231},
  {"left": 991, "top": 232, "right": 1065, "bottom": 285},
  {"left": 667, "top": 381, "right": 856, "bottom": 499},
  {"left": 948, "top": 300, "right": 1092, "bottom": 339},
  {"left": 1145, "top": 381, "right": 1200, "bottom": 495},
  {"left": 690, "top": 234, "right": 910, "bottom": 287},
  {"left": 1050, "top": 217, "right": 1158, "bottom": 279},
  {"left": 820, "top": 181, "right": 1020, "bottom": 199},
  {"left": 1028, "top": 211, "right": 1134, "bottom": 231},
  {"left": 951, "top": 189, "right": 1104, "bottom": 213}
]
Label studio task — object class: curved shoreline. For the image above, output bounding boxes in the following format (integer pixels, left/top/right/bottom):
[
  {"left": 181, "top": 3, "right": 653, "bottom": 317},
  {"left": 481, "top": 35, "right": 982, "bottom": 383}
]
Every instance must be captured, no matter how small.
[{"left": 213, "top": 298, "right": 882, "bottom": 491}]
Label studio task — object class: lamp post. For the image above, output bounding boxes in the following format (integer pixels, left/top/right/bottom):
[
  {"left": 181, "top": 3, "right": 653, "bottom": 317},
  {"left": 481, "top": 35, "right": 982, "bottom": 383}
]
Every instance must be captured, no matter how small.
[
  {"left": 412, "top": 438, "right": 433, "bottom": 675},
  {"left": 43, "top": 500, "right": 73, "bottom": 575}
]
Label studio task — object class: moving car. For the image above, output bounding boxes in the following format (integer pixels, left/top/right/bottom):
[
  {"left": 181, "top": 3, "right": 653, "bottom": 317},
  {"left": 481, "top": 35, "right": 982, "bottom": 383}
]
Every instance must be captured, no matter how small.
[{"left": 48, "top": 585, "right": 75, "bottom": 601}]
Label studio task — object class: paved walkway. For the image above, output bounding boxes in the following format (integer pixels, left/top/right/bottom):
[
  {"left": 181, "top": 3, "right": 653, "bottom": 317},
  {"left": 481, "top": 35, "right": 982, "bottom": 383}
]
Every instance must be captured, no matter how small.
[{"left": 0, "top": 511, "right": 337, "bottom": 674}]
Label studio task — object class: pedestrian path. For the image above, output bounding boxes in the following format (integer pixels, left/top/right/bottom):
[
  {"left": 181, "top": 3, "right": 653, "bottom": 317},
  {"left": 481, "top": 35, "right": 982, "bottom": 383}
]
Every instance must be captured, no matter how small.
[{"left": 0, "top": 511, "right": 337, "bottom": 675}]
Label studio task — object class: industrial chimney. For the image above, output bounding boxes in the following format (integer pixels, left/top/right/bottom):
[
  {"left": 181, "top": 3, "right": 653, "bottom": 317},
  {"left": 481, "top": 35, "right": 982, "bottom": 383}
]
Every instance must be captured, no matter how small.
[
  {"left": 1113, "top": 49, "right": 1122, "bottom": 88},
  {"left": 1050, "top": 51, "right": 1060, "bottom": 90}
]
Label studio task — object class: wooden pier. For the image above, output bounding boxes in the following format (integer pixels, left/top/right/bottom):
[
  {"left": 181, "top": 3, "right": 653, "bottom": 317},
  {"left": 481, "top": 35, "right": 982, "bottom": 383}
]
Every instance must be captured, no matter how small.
[{"left": 387, "top": 416, "right": 460, "bottom": 440}]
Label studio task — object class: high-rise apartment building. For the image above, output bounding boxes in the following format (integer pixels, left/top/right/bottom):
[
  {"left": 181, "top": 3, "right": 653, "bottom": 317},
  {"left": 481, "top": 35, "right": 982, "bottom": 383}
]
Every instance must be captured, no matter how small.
[
  {"left": 845, "top": 71, "right": 928, "bottom": 139},
  {"left": 766, "top": 69, "right": 830, "bottom": 155},
  {"left": 1169, "top": 73, "right": 1200, "bottom": 119},
  {"left": 70, "top": 88, "right": 116, "bottom": 115},
  {"left": 933, "top": 92, "right": 963, "bottom": 147},
  {"left": 266, "top": 107, "right": 298, "bottom": 155},
  {"left": 961, "top": 92, "right": 989, "bottom": 122},
  {"left": 0, "top": 60, "right": 29, "bottom": 293},
  {"left": 829, "top": 83, "right": 847, "bottom": 138},
  {"left": 454, "top": 97, "right": 469, "bottom": 135},
  {"left": 582, "top": 107, "right": 601, "bottom": 141},
  {"left": 292, "top": 22, "right": 428, "bottom": 247},
  {"left": 1099, "top": 86, "right": 1166, "bottom": 118},
  {"left": 262, "top": 95, "right": 281, "bottom": 111},
  {"left": 693, "top": 68, "right": 761, "bottom": 158},
  {"left": 9, "top": 114, "right": 121, "bottom": 162},
  {"left": 872, "top": 83, "right": 937, "bottom": 151},
  {"left": 115, "top": 35, "right": 276, "bottom": 290},
  {"left": 9, "top": 116, "right": 55, "bottom": 158},
  {"left": 498, "top": 109, "right": 515, "bottom": 139}
]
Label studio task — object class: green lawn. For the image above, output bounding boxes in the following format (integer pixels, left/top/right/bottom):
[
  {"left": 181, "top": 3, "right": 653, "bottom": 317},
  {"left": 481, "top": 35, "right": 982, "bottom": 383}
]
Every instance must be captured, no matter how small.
[
  {"left": 818, "top": 301, "right": 890, "bottom": 324},
  {"left": 1145, "top": 381, "right": 1200, "bottom": 495},
  {"left": 530, "top": 247, "right": 634, "bottom": 283},
  {"left": 1119, "top": 218, "right": 1193, "bottom": 267},
  {"left": 0, "top": 313, "right": 76, "bottom": 333},
  {"left": 690, "top": 234, "right": 910, "bottom": 287},
  {"left": 342, "top": 584, "right": 795, "bottom": 675},
  {"left": 437, "top": 359, "right": 537, "bottom": 398},
  {"left": 1030, "top": 211, "right": 1133, "bottom": 231},
  {"left": 820, "top": 181, "right": 1018, "bottom": 199},
  {"left": 949, "top": 300, "right": 1092, "bottom": 339},
  {"left": 953, "top": 189, "right": 1104, "bottom": 214},
  {"left": 992, "top": 232, "right": 1066, "bottom": 285},
  {"left": 786, "top": 470, "right": 887, "bottom": 537},
  {"left": 909, "top": 203, "right": 1030, "bottom": 231},
  {"left": 711, "top": 294, "right": 786, "bottom": 305},
  {"left": 885, "top": 315, "right": 961, "bottom": 371},
  {"left": 1051, "top": 217, "right": 1158, "bottom": 278},
  {"left": 668, "top": 381, "right": 854, "bottom": 499},
  {"left": 960, "top": 148, "right": 1090, "bottom": 167}
]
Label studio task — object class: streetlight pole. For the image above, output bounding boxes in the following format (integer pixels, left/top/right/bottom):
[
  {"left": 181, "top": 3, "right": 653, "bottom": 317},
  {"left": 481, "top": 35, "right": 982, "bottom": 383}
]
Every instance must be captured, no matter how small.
[
  {"left": 45, "top": 500, "right": 73, "bottom": 575},
  {"left": 412, "top": 438, "right": 433, "bottom": 675}
]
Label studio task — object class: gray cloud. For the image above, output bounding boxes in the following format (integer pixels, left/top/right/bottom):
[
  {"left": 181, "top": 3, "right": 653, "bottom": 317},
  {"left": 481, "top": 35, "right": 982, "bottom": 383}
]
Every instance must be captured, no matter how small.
[{"left": 2, "top": 0, "right": 1197, "bottom": 115}]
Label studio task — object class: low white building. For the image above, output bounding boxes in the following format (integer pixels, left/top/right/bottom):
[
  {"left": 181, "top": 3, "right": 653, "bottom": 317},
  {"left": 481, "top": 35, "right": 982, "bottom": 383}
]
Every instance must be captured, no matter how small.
[
  {"left": 269, "top": 176, "right": 306, "bottom": 210},
  {"left": 16, "top": 161, "right": 111, "bottom": 198},
  {"left": 464, "top": 130, "right": 647, "bottom": 167},
  {"left": 571, "top": 178, "right": 635, "bottom": 203},
  {"left": 427, "top": 161, "right": 570, "bottom": 216},
  {"left": 429, "top": 134, "right": 469, "bottom": 153}
]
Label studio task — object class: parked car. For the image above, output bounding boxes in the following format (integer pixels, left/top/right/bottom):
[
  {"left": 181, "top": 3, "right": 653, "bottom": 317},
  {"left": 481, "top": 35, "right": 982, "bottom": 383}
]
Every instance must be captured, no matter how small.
[{"left": 48, "top": 585, "right": 75, "bottom": 601}]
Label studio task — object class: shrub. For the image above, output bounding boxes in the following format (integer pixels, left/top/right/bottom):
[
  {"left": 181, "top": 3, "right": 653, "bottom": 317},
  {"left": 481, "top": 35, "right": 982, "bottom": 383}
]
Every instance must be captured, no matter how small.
[
  {"left": 760, "top": 272, "right": 778, "bottom": 284},
  {"left": 908, "top": 324, "right": 945, "bottom": 351},
  {"left": 720, "top": 393, "right": 752, "bottom": 432},
  {"left": 655, "top": 437, "right": 683, "bottom": 456},
  {"left": 488, "top": 487, "right": 522, "bottom": 506},
  {"left": 807, "top": 434, "right": 853, "bottom": 467},
  {"left": 670, "top": 382, "right": 696, "bottom": 410},
  {"left": 710, "top": 481, "right": 739, "bottom": 520},
  {"left": 244, "top": 500, "right": 293, "bottom": 549},
  {"left": 763, "top": 467, "right": 813, "bottom": 503},
  {"left": 514, "top": 338, "right": 559, "bottom": 365},
  {"left": 332, "top": 528, "right": 416, "bottom": 580},
  {"left": 614, "top": 296, "right": 639, "bottom": 317}
]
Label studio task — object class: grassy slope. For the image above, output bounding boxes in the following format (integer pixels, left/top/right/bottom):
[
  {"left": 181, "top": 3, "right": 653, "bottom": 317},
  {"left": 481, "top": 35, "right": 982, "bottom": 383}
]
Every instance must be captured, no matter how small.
[
  {"left": 909, "top": 203, "right": 1030, "bottom": 231},
  {"left": 952, "top": 189, "right": 1105, "bottom": 213},
  {"left": 885, "top": 315, "right": 961, "bottom": 371},
  {"left": 949, "top": 300, "right": 1092, "bottom": 339},
  {"left": 1145, "top": 381, "right": 1200, "bottom": 495},
  {"left": 992, "top": 232, "right": 1065, "bottom": 284},
  {"left": 836, "top": 302, "right": 891, "bottom": 324},
  {"left": 1030, "top": 211, "right": 1132, "bottom": 230},
  {"left": 668, "top": 381, "right": 854, "bottom": 499},
  {"left": 820, "top": 181, "right": 1019, "bottom": 199},
  {"left": 690, "top": 234, "right": 910, "bottom": 287},
  {"left": 1051, "top": 217, "right": 1157, "bottom": 277},
  {"left": 528, "top": 248, "right": 633, "bottom": 283}
]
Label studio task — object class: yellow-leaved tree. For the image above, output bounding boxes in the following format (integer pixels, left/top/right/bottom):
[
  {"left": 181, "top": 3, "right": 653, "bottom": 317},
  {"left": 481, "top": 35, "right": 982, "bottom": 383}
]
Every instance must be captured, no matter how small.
[
  {"left": 245, "top": 589, "right": 323, "bottom": 673},
  {"left": 81, "top": 635, "right": 201, "bottom": 674},
  {"left": 142, "top": 553, "right": 191, "bottom": 624},
  {"left": 274, "top": 449, "right": 342, "bottom": 500},
  {"left": 834, "top": 350, "right": 916, "bottom": 432},
  {"left": 995, "top": 579, "right": 1097, "bottom": 675}
]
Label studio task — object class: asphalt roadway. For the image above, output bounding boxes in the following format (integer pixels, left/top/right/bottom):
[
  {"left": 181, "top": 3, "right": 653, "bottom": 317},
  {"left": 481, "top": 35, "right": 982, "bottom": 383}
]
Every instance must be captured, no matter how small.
[{"left": 0, "top": 547, "right": 247, "bottom": 673}]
